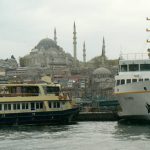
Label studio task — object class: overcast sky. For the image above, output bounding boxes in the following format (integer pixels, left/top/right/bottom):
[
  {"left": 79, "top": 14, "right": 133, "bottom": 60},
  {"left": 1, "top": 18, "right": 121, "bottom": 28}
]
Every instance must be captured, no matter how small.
[{"left": 0, "top": 0, "right": 150, "bottom": 61}]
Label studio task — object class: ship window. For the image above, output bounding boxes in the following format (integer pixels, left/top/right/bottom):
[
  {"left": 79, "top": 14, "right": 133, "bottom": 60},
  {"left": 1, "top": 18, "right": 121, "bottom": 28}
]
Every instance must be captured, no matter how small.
[
  {"left": 49, "top": 102, "right": 52, "bottom": 108},
  {"left": 36, "top": 102, "right": 42, "bottom": 109},
  {"left": 35, "top": 102, "right": 40, "bottom": 109},
  {"left": 43, "top": 86, "right": 60, "bottom": 95},
  {"left": 57, "top": 102, "right": 60, "bottom": 108},
  {"left": 31, "top": 102, "right": 35, "bottom": 110},
  {"left": 21, "top": 86, "right": 39, "bottom": 96},
  {"left": 129, "top": 64, "right": 139, "bottom": 71},
  {"left": 17, "top": 103, "right": 20, "bottom": 110},
  {"left": 116, "top": 80, "right": 120, "bottom": 86},
  {"left": 121, "top": 79, "right": 125, "bottom": 85},
  {"left": 13, "top": 104, "right": 17, "bottom": 110},
  {"left": 5, "top": 86, "right": 40, "bottom": 96},
  {"left": 121, "top": 65, "right": 127, "bottom": 72},
  {"left": 140, "top": 64, "right": 150, "bottom": 71},
  {"left": 4, "top": 104, "right": 7, "bottom": 110},
  {"left": 145, "top": 78, "right": 149, "bottom": 81},
  {"left": 53, "top": 102, "right": 60, "bottom": 108},
  {"left": 36, "top": 102, "right": 39, "bottom": 109},
  {"left": 127, "top": 79, "right": 131, "bottom": 84},
  {"left": 53, "top": 102, "right": 57, "bottom": 108},
  {"left": 22, "top": 103, "right": 25, "bottom": 109},
  {"left": 40, "top": 102, "right": 43, "bottom": 109},
  {"left": 139, "top": 78, "right": 143, "bottom": 82},
  {"left": 22, "top": 103, "right": 28, "bottom": 109},
  {"left": 132, "top": 79, "right": 137, "bottom": 82},
  {"left": 8, "top": 104, "right": 11, "bottom": 110},
  {"left": 4, "top": 104, "right": 11, "bottom": 110},
  {"left": 26, "top": 103, "right": 29, "bottom": 109},
  {"left": 0, "top": 104, "right": 2, "bottom": 110}
]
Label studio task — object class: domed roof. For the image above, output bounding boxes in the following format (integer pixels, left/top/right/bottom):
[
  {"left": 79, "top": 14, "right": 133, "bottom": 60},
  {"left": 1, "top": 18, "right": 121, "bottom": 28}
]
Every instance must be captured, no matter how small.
[
  {"left": 93, "top": 67, "right": 111, "bottom": 75},
  {"left": 36, "top": 38, "right": 57, "bottom": 50}
]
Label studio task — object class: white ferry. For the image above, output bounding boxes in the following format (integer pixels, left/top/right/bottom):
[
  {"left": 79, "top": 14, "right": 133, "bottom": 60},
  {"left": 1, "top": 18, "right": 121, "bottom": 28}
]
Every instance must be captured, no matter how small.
[
  {"left": 0, "top": 81, "right": 79, "bottom": 125},
  {"left": 114, "top": 53, "right": 150, "bottom": 121}
]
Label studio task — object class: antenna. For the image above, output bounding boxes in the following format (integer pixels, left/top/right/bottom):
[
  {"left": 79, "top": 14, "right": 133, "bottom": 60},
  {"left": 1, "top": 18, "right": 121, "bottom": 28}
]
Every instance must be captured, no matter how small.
[
  {"left": 146, "top": 17, "right": 150, "bottom": 42},
  {"left": 146, "top": 17, "right": 150, "bottom": 58}
]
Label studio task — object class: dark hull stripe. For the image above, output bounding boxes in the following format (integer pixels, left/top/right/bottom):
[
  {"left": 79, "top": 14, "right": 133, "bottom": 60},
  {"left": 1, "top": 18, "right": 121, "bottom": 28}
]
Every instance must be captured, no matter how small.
[
  {"left": 118, "top": 115, "right": 150, "bottom": 124},
  {"left": 0, "top": 108, "right": 79, "bottom": 125}
]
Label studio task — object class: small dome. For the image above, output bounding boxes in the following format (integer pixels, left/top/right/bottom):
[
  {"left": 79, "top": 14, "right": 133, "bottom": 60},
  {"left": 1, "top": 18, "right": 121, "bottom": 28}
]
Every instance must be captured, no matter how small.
[
  {"left": 36, "top": 38, "right": 57, "bottom": 50},
  {"left": 93, "top": 67, "right": 111, "bottom": 75}
]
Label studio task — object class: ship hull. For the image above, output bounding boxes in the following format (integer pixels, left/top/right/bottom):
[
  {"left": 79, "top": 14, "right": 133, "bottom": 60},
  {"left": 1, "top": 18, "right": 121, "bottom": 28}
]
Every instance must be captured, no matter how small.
[
  {"left": 115, "top": 81, "right": 150, "bottom": 121},
  {"left": 0, "top": 107, "right": 79, "bottom": 125}
]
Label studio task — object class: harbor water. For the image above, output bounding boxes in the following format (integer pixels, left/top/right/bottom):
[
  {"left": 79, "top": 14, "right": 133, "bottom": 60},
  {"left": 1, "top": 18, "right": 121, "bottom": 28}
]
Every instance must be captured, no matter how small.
[{"left": 0, "top": 122, "right": 150, "bottom": 150}]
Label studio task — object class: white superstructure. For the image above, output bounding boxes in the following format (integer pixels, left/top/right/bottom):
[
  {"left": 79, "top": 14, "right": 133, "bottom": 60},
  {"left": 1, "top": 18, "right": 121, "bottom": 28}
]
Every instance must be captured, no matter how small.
[{"left": 114, "top": 53, "right": 150, "bottom": 120}]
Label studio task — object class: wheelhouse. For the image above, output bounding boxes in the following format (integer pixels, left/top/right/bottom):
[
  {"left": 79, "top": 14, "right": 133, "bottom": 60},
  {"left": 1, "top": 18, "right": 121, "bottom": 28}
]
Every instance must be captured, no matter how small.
[{"left": 119, "top": 60, "right": 150, "bottom": 72}]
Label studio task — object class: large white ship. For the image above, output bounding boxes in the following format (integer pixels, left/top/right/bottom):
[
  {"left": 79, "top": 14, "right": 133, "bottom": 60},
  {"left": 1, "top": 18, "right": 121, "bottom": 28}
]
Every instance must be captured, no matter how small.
[{"left": 114, "top": 53, "right": 150, "bottom": 121}]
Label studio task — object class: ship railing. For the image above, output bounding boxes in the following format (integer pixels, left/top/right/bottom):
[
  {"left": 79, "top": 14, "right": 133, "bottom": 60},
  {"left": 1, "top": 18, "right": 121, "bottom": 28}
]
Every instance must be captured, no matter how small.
[{"left": 119, "top": 53, "right": 149, "bottom": 60}]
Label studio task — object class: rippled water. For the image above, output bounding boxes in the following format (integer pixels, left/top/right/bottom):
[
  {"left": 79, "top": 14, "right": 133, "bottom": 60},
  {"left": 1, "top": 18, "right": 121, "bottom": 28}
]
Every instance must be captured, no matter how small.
[{"left": 0, "top": 122, "right": 150, "bottom": 150}]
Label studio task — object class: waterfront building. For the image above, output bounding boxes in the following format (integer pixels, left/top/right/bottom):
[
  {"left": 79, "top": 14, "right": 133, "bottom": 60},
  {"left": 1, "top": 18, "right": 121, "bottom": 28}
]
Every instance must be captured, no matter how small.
[
  {"left": 0, "top": 68, "right": 5, "bottom": 76},
  {"left": 0, "top": 55, "right": 18, "bottom": 82},
  {"left": 0, "top": 55, "right": 18, "bottom": 70}
]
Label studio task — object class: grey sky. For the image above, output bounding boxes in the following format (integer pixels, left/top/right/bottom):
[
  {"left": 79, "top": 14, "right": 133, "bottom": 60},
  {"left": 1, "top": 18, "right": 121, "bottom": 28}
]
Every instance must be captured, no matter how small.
[{"left": 0, "top": 0, "right": 150, "bottom": 61}]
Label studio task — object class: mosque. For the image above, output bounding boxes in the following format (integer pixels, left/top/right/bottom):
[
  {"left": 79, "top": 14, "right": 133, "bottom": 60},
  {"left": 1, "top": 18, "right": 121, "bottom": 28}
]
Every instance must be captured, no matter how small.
[
  {"left": 19, "top": 22, "right": 84, "bottom": 78},
  {"left": 19, "top": 28, "right": 74, "bottom": 76},
  {"left": 86, "top": 37, "right": 116, "bottom": 98},
  {"left": 19, "top": 22, "right": 116, "bottom": 71}
]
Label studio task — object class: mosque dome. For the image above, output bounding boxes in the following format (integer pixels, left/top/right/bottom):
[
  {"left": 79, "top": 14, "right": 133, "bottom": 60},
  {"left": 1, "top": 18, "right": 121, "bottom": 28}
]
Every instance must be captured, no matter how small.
[
  {"left": 93, "top": 67, "right": 111, "bottom": 75},
  {"left": 92, "top": 67, "right": 114, "bottom": 89},
  {"left": 36, "top": 38, "right": 57, "bottom": 50},
  {"left": 20, "top": 34, "right": 74, "bottom": 68}
]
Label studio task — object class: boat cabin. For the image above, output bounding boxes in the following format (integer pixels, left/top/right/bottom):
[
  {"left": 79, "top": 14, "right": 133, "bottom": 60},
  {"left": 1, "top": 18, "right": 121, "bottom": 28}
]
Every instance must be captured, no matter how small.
[
  {"left": 0, "top": 84, "right": 60, "bottom": 97},
  {"left": 0, "top": 83, "right": 72, "bottom": 114}
]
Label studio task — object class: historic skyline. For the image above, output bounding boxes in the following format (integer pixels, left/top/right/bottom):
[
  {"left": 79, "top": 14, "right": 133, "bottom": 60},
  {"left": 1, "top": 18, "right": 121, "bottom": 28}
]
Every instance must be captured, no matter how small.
[{"left": 0, "top": 0, "right": 150, "bottom": 61}]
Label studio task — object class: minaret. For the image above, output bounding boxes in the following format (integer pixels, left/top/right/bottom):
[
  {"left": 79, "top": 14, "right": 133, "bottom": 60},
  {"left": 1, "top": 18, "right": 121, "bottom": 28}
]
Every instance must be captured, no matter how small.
[
  {"left": 54, "top": 28, "right": 57, "bottom": 44},
  {"left": 73, "top": 22, "right": 77, "bottom": 67},
  {"left": 101, "top": 37, "right": 105, "bottom": 65},
  {"left": 102, "top": 37, "right": 105, "bottom": 57},
  {"left": 83, "top": 41, "right": 86, "bottom": 66}
]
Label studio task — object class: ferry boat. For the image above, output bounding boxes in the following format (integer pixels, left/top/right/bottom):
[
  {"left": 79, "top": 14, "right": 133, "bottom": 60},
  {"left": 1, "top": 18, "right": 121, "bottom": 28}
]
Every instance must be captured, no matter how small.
[
  {"left": 0, "top": 81, "right": 79, "bottom": 125},
  {"left": 114, "top": 53, "right": 150, "bottom": 121}
]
